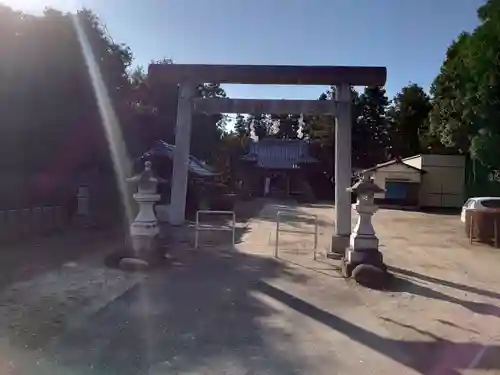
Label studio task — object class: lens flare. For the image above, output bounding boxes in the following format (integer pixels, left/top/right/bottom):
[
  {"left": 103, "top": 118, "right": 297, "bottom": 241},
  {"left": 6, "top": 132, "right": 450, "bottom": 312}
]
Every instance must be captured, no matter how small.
[{"left": 71, "top": 14, "right": 134, "bottom": 227}]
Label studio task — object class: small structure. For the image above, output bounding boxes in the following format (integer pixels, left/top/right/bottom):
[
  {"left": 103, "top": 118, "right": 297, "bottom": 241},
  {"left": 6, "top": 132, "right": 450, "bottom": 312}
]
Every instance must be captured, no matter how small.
[
  {"left": 403, "top": 154, "right": 465, "bottom": 208},
  {"left": 141, "top": 140, "right": 221, "bottom": 179},
  {"left": 360, "top": 159, "right": 424, "bottom": 206},
  {"left": 343, "top": 173, "right": 389, "bottom": 287},
  {"left": 362, "top": 154, "right": 465, "bottom": 208},
  {"left": 126, "top": 161, "right": 163, "bottom": 262},
  {"left": 139, "top": 140, "right": 221, "bottom": 223},
  {"left": 240, "top": 139, "right": 319, "bottom": 197}
]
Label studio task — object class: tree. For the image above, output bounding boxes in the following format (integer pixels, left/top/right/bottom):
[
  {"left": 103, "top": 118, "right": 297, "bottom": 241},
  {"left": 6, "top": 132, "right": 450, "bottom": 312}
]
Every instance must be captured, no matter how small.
[
  {"left": 130, "top": 58, "right": 179, "bottom": 155},
  {"left": 350, "top": 89, "right": 371, "bottom": 168},
  {"left": 130, "top": 65, "right": 147, "bottom": 87},
  {"left": 274, "top": 114, "right": 300, "bottom": 139},
  {"left": 301, "top": 86, "right": 335, "bottom": 143},
  {"left": 302, "top": 86, "right": 368, "bottom": 174},
  {"left": 0, "top": 6, "right": 134, "bottom": 207},
  {"left": 429, "top": 0, "right": 500, "bottom": 169},
  {"left": 213, "top": 132, "right": 250, "bottom": 186},
  {"left": 248, "top": 114, "right": 270, "bottom": 140},
  {"left": 357, "top": 86, "right": 390, "bottom": 165},
  {"left": 190, "top": 82, "right": 227, "bottom": 162},
  {"left": 428, "top": 32, "right": 472, "bottom": 155},
  {"left": 387, "top": 83, "right": 432, "bottom": 158},
  {"left": 234, "top": 113, "right": 249, "bottom": 137},
  {"left": 132, "top": 59, "right": 227, "bottom": 163}
]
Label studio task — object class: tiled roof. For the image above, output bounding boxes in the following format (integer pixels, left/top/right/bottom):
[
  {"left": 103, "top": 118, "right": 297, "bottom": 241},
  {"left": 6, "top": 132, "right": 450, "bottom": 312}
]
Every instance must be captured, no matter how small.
[
  {"left": 241, "top": 139, "right": 319, "bottom": 170},
  {"left": 140, "top": 141, "right": 220, "bottom": 177}
]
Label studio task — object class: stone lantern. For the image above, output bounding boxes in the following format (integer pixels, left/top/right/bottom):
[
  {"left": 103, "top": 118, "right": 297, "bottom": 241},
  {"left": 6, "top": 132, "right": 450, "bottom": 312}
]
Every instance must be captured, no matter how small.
[
  {"left": 126, "top": 161, "right": 164, "bottom": 261},
  {"left": 343, "top": 172, "right": 389, "bottom": 287}
]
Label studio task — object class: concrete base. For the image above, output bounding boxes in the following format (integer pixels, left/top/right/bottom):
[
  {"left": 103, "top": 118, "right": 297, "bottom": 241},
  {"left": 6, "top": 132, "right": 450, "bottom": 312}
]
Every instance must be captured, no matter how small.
[
  {"left": 119, "top": 257, "right": 150, "bottom": 271},
  {"left": 328, "top": 234, "right": 350, "bottom": 257},
  {"left": 131, "top": 234, "right": 158, "bottom": 255},
  {"left": 341, "top": 247, "right": 389, "bottom": 288}
]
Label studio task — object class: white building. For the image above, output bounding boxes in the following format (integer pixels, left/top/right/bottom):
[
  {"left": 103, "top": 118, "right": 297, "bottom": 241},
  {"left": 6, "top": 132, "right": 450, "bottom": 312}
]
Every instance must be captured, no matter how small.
[{"left": 363, "top": 154, "right": 466, "bottom": 208}]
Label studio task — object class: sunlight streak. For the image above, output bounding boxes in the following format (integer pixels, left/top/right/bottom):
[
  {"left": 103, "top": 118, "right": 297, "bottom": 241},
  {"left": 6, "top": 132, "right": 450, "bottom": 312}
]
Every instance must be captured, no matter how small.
[
  {"left": 71, "top": 14, "right": 134, "bottom": 227},
  {"left": 70, "top": 17, "right": 157, "bottom": 367}
]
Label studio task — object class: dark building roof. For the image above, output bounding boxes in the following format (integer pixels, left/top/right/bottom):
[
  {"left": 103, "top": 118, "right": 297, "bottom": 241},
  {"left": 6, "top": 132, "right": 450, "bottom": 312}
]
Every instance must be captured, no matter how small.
[
  {"left": 140, "top": 141, "right": 220, "bottom": 177},
  {"left": 241, "top": 139, "right": 319, "bottom": 170}
]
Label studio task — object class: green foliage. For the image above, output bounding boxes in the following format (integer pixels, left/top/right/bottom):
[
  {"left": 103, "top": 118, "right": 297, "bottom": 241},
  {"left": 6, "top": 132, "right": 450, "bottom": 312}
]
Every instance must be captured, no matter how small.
[
  {"left": 191, "top": 82, "right": 227, "bottom": 162},
  {"left": 387, "top": 83, "right": 432, "bottom": 158},
  {"left": 429, "top": 0, "right": 500, "bottom": 169},
  {"left": 8, "top": 0, "right": 500, "bottom": 204},
  {"left": 0, "top": 6, "right": 133, "bottom": 177},
  {"left": 301, "top": 87, "right": 335, "bottom": 174},
  {"left": 248, "top": 114, "right": 271, "bottom": 140},
  {"left": 304, "top": 86, "right": 391, "bottom": 169},
  {"left": 129, "top": 59, "right": 227, "bottom": 163},
  {"left": 214, "top": 133, "right": 250, "bottom": 186},
  {"left": 272, "top": 114, "right": 300, "bottom": 139},
  {"left": 234, "top": 114, "right": 249, "bottom": 137},
  {"left": 356, "top": 86, "right": 390, "bottom": 166},
  {"left": 130, "top": 66, "right": 147, "bottom": 86},
  {"left": 470, "top": 129, "right": 500, "bottom": 169},
  {"left": 428, "top": 33, "right": 474, "bottom": 154}
]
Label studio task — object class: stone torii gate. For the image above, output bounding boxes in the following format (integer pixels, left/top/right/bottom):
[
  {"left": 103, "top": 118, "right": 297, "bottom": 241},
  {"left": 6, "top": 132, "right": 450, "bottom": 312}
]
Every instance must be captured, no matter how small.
[{"left": 148, "top": 64, "right": 387, "bottom": 252}]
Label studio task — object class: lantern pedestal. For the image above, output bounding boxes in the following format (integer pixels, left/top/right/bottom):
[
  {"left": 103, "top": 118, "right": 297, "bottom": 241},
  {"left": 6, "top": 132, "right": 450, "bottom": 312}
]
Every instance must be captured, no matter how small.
[
  {"left": 121, "top": 161, "right": 166, "bottom": 268},
  {"left": 129, "top": 192, "right": 161, "bottom": 256},
  {"left": 342, "top": 174, "right": 389, "bottom": 288}
]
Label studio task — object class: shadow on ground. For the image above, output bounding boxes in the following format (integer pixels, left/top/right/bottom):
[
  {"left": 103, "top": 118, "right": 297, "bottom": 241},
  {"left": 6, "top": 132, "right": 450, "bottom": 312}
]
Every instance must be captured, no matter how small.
[
  {"left": 388, "top": 266, "right": 500, "bottom": 318},
  {"left": 254, "top": 281, "right": 500, "bottom": 375},
  {"left": 21, "top": 248, "right": 498, "bottom": 375},
  {"left": 46, "top": 248, "right": 312, "bottom": 375},
  {"left": 2, "top": 199, "right": 499, "bottom": 374},
  {"left": 389, "top": 265, "right": 500, "bottom": 300}
]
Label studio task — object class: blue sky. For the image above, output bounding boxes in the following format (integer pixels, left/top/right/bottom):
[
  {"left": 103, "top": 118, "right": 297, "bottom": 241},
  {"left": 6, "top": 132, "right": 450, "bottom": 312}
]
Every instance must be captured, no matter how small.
[{"left": 5, "top": 0, "right": 485, "bottom": 101}]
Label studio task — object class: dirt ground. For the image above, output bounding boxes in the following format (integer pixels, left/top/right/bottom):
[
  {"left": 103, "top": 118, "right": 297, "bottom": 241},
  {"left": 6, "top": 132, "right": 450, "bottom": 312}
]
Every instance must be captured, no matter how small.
[
  {"left": 0, "top": 199, "right": 499, "bottom": 374},
  {"left": 240, "top": 200, "right": 500, "bottom": 374}
]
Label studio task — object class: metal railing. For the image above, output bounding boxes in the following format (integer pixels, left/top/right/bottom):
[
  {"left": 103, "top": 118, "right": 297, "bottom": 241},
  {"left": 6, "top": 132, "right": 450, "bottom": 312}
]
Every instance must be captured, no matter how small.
[
  {"left": 195, "top": 210, "right": 236, "bottom": 249},
  {"left": 274, "top": 210, "right": 319, "bottom": 259}
]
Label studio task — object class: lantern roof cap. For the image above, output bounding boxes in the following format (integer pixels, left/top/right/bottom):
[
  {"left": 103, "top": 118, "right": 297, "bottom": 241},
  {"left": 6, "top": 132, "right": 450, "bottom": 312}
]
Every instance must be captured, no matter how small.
[{"left": 347, "top": 173, "right": 384, "bottom": 194}]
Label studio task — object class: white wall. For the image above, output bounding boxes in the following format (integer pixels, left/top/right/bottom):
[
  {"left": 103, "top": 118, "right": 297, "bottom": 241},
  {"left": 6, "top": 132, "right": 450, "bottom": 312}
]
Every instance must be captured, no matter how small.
[
  {"left": 372, "top": 163, "right": 421, "bottom": 199},
  {"left": 419, "top": 155, "right": 465, "bottom": 208},
  {"left": 402, "top": 155, "right": 423, "bottom": 170}
]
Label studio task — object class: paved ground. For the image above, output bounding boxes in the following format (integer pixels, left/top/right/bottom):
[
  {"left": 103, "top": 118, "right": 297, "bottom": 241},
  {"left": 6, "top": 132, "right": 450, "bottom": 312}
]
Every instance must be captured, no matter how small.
[{"left": 0, "top": 200, "right": 499, "bottom": 374}]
